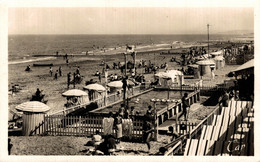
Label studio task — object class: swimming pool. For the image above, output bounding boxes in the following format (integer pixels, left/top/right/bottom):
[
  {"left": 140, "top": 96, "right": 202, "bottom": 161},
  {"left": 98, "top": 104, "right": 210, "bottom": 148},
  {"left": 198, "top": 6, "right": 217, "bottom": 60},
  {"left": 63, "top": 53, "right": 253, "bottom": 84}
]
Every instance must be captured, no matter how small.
[{"left": 94, "top": 90, "right": 191, "bottom": 115}]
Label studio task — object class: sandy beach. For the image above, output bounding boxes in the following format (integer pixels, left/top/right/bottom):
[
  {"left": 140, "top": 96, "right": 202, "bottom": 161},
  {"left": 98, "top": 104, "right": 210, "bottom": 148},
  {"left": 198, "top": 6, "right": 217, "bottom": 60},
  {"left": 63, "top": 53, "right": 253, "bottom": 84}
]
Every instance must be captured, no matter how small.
[{"left": 8, "top": 41, "right": 241, "bottom": 155}]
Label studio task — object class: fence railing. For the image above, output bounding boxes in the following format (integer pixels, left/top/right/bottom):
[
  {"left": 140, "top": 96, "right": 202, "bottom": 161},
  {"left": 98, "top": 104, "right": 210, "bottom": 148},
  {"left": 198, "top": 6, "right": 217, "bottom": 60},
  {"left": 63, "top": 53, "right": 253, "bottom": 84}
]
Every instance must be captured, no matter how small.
[
  {"left": 40, "top": 114, "right": 144, "bottom": 141},
  {"left": 156, "top": 89, "right": 200, "bottom": 125}
]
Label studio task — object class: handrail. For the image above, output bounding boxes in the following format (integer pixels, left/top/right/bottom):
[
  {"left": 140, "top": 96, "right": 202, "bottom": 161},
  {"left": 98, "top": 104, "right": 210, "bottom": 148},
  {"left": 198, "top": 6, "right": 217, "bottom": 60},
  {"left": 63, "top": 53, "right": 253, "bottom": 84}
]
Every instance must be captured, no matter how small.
[
  {"left": 189, "top": 105, "right": 219, "bottom": 138},
  {"left": 160, "top": 104, "right": 219, "bottom": 156},
  {"left": 49, "top": 84, "right": 150, "bottom": 115}
]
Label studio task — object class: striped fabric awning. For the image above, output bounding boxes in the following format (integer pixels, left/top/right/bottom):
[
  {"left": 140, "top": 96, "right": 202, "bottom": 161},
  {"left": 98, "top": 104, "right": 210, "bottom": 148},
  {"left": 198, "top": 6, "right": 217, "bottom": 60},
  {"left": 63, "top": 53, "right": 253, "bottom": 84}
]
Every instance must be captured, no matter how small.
[
  {"left": 62, "top": 89, "right": 88, "bottom": 97},
  {"left": 83, "top": 83, "right": 106, "bottom": 92},
  {"left": 15, "top": 101, "right": 51, "bottom": 113}
]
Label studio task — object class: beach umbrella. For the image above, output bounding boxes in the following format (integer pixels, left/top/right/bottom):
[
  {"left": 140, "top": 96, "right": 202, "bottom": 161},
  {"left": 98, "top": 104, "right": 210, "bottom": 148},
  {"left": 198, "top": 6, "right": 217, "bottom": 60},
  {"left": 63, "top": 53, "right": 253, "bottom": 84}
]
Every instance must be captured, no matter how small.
[
  {"left": 15, "top": 101, "right": 50, "bottom": 113},
  {"left": 107, "top": 80, "right": 123, "bottom": 88},
  {"left": 83, "top": 83, "right": 106, "bottom": 92},
  {"left": 62, "top": 89, "right": 88, "bottom": 97}
]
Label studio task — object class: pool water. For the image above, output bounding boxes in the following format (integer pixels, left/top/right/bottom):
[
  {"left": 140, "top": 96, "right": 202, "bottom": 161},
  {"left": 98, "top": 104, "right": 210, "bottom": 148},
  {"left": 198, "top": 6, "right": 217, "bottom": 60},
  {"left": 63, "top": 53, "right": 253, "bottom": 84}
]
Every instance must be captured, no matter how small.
[{"left": 94, "top": 90, "right": 190, "bottom": 114}]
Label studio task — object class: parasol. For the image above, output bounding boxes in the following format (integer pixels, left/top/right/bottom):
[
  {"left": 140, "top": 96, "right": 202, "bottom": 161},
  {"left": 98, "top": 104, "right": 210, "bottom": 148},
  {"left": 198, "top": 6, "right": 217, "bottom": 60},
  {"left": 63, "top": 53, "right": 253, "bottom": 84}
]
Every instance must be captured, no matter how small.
[
  {"left": 107, "top": 80, "right": 123, "bottom": 88},
  {"left": 83, "top": 83, "right": 106, "bottom": 92},
  {"left": 62, "top": 89, "right": 88, "bottom": 97},
  {"left": 15, "top": 101, "right": 50, "bottom": 113}
]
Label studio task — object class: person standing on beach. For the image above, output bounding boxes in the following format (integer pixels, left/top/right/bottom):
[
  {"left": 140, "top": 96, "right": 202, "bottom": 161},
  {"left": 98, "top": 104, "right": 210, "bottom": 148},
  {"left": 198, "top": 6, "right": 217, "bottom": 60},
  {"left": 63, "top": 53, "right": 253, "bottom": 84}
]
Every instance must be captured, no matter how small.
[
  {"left": 98, "top": 73, "right": 102, "bottom": 83},
  {"left": 143, "top": 120, "right": 153, "bottom": 152},
  {"left": 76, "top": 66, "right": 80, "bottom": 75},
  {"left": 218, "top": 90, "right": 229, "bottom": 114},
  {"left": 67, "top": 72, "right": 71, "bottom": 89},
  {"left": 58, "top": 66, "right": 62, "bottom": 76},
  {"left": 8, "top": 138, "right": 13, "bottom": 155},
  {"left": 114, "top": 112, "right": 123, "bottom": 143},
  {"left": 66, "top": 59, "right": 69, "bottom": 66},
  {"left": 54, "top": 70, "right": 58, "bottom": 80},
  {"left": 122, "top": 77, "right": 128, "bottom": 101},
  {"left": 49, "top": 67, "right": 53, "bottom": 76},
  {"left": 181, "top": 93, "right": 190, "bottom": 121}
]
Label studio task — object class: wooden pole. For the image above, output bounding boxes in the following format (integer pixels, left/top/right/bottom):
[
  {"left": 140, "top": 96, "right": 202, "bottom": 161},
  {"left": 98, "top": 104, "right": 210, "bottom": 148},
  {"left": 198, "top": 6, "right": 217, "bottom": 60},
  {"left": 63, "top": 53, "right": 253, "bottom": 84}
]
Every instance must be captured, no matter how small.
[
  {"left": 104, "top": 69, "right": 108, "bottom": 106},
  {"left": 207, "top": 24, "right": 210, "bottom": 55},
  {"left": 124, "top": 53, "right": 127, "bottom": 77},
  {"left": 154, "top": 102, "right": 158, "bottom": 141},
  {"left": 124, "top": 53, "right": 127, "bottom": 108}
]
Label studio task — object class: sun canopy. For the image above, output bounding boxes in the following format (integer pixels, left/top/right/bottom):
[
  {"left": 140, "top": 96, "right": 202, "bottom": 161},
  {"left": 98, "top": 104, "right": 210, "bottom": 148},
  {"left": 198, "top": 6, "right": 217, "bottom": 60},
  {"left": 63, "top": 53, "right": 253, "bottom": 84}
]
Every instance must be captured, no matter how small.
[
  {"left": 15, "top": 101, "right": 50, "bottom": 113},
  {"left": 62, "top": 89, "right": 88, "bottom": 97},
  {"left": 107, "top": 80, "right": 123, "bottom": 88},
  {"left": 232, "top": 59, "right": 254, "bottom": 72},
  {"left": 83, "top": 83, "right": 106, "bottom": 92}
]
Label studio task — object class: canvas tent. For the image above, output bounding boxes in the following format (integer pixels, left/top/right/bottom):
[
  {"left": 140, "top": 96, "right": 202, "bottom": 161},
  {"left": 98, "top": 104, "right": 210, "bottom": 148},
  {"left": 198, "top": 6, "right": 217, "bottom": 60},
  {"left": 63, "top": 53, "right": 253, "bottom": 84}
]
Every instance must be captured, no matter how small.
[
  {"left": 210, "top": 50, "right": 223, "bottom": 58},
  {"left": 62, "top": 89, "right": 90, "bottom": 107},
  {"left": 213, "top": 56, "right": 225, "bottom": 69},
  {"left": 155, "top": 70, "right": 184, "bottom": 87},
  {"left": 196, "top": 59, "right": 215, "bottom": 77}
]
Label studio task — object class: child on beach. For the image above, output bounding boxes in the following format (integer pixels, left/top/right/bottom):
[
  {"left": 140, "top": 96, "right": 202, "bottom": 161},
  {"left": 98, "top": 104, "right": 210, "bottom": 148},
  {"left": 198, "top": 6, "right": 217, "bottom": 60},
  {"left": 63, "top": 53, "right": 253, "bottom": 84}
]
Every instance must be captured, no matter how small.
[{"left": 54, "top": 70, "right": 58, "bottom": 80}]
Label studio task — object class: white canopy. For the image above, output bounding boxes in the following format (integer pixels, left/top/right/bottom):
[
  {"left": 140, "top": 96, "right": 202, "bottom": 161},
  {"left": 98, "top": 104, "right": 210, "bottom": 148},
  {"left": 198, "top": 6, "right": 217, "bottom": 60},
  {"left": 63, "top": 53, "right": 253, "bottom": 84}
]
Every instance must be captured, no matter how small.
[
  {"left": 16, "top": 101, "right": 50, "bottom": 113},
  {"left": 155, "top": 70, "right": 184, "bottom": 86},
  {"left": 62, "top": 89, "right": 88, "bottom": 97},
  {"left": 155, "top": 70, "right": 183, "bottom": 79},
  {"left": 83, "top": 83, "right": 106, "bottom": 92}
]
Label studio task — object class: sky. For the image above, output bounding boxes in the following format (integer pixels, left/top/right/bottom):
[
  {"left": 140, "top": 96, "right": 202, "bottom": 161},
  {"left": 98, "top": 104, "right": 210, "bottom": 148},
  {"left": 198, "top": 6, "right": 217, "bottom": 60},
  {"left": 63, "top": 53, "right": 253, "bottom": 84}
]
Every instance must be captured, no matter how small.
[{"left": 8, "top": 7, "right": 254, "bottom": 35}]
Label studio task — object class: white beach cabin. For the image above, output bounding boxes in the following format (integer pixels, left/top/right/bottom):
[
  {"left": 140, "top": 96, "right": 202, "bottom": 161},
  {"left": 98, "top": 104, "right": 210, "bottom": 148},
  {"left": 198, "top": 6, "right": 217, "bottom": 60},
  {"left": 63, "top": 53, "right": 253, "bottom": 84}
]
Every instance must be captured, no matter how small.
[
  {"left": 155, "top": 70, "right": 184, "bottom": 88},
  {"left": 196, "top": 59, "right": 216, "bottom": 78}
]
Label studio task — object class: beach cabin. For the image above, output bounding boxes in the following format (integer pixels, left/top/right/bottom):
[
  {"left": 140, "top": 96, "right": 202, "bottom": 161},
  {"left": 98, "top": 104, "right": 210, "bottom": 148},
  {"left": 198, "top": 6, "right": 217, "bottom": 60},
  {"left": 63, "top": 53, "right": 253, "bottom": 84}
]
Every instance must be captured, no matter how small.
[
  {"left": 196, "top": 60, "right": 215, "bottom": 78},
  {"left": 62, "top": 89, "right": 90, "bottom": 108},
  {"left": 187, "top": 64, "right": 200, "bottom": 79},
  {"left": 15, "top": 101, "right": 50, "bottom": 136},
  {"left": 210, "top": 50, "right": 223, "bottom": 58},
  {"left": 83, "top": 83, "right": 106, "bottom": 101},
  {"left": 213, "top": 56, "right": 225, "bottom": 69},
  {"left": 155, "top": 70, "right": 184, "bottom": 88}
]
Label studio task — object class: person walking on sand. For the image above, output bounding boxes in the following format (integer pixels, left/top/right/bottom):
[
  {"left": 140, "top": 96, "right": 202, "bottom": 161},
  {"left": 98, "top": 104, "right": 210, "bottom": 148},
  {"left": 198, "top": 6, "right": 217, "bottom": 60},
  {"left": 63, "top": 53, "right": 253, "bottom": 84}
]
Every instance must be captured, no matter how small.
[
  {"left": 54, "top": 70, "right": 58, "bottom": 80},
  {"left": 58, "top": 66, "right": 62, "bottom": 76},
  {"left": 67, "top": 72, "right": 71, "bottom": 89},
  {"left": 66, "top": 59, "right": 69, "bottom": 66},
  {"left": 49, "top": 67, "right": 53, "bottom": 76},
  {"left": 181, "top": 93, "right": 190, "bottom": 121}
]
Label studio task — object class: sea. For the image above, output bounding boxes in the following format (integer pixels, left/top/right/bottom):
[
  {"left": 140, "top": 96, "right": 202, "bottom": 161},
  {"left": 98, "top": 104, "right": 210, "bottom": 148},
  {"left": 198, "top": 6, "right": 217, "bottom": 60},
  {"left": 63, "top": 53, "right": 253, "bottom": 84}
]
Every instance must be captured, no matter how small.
[{"left": 8, "top": 34, "right": 252, "bottom": 64}]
